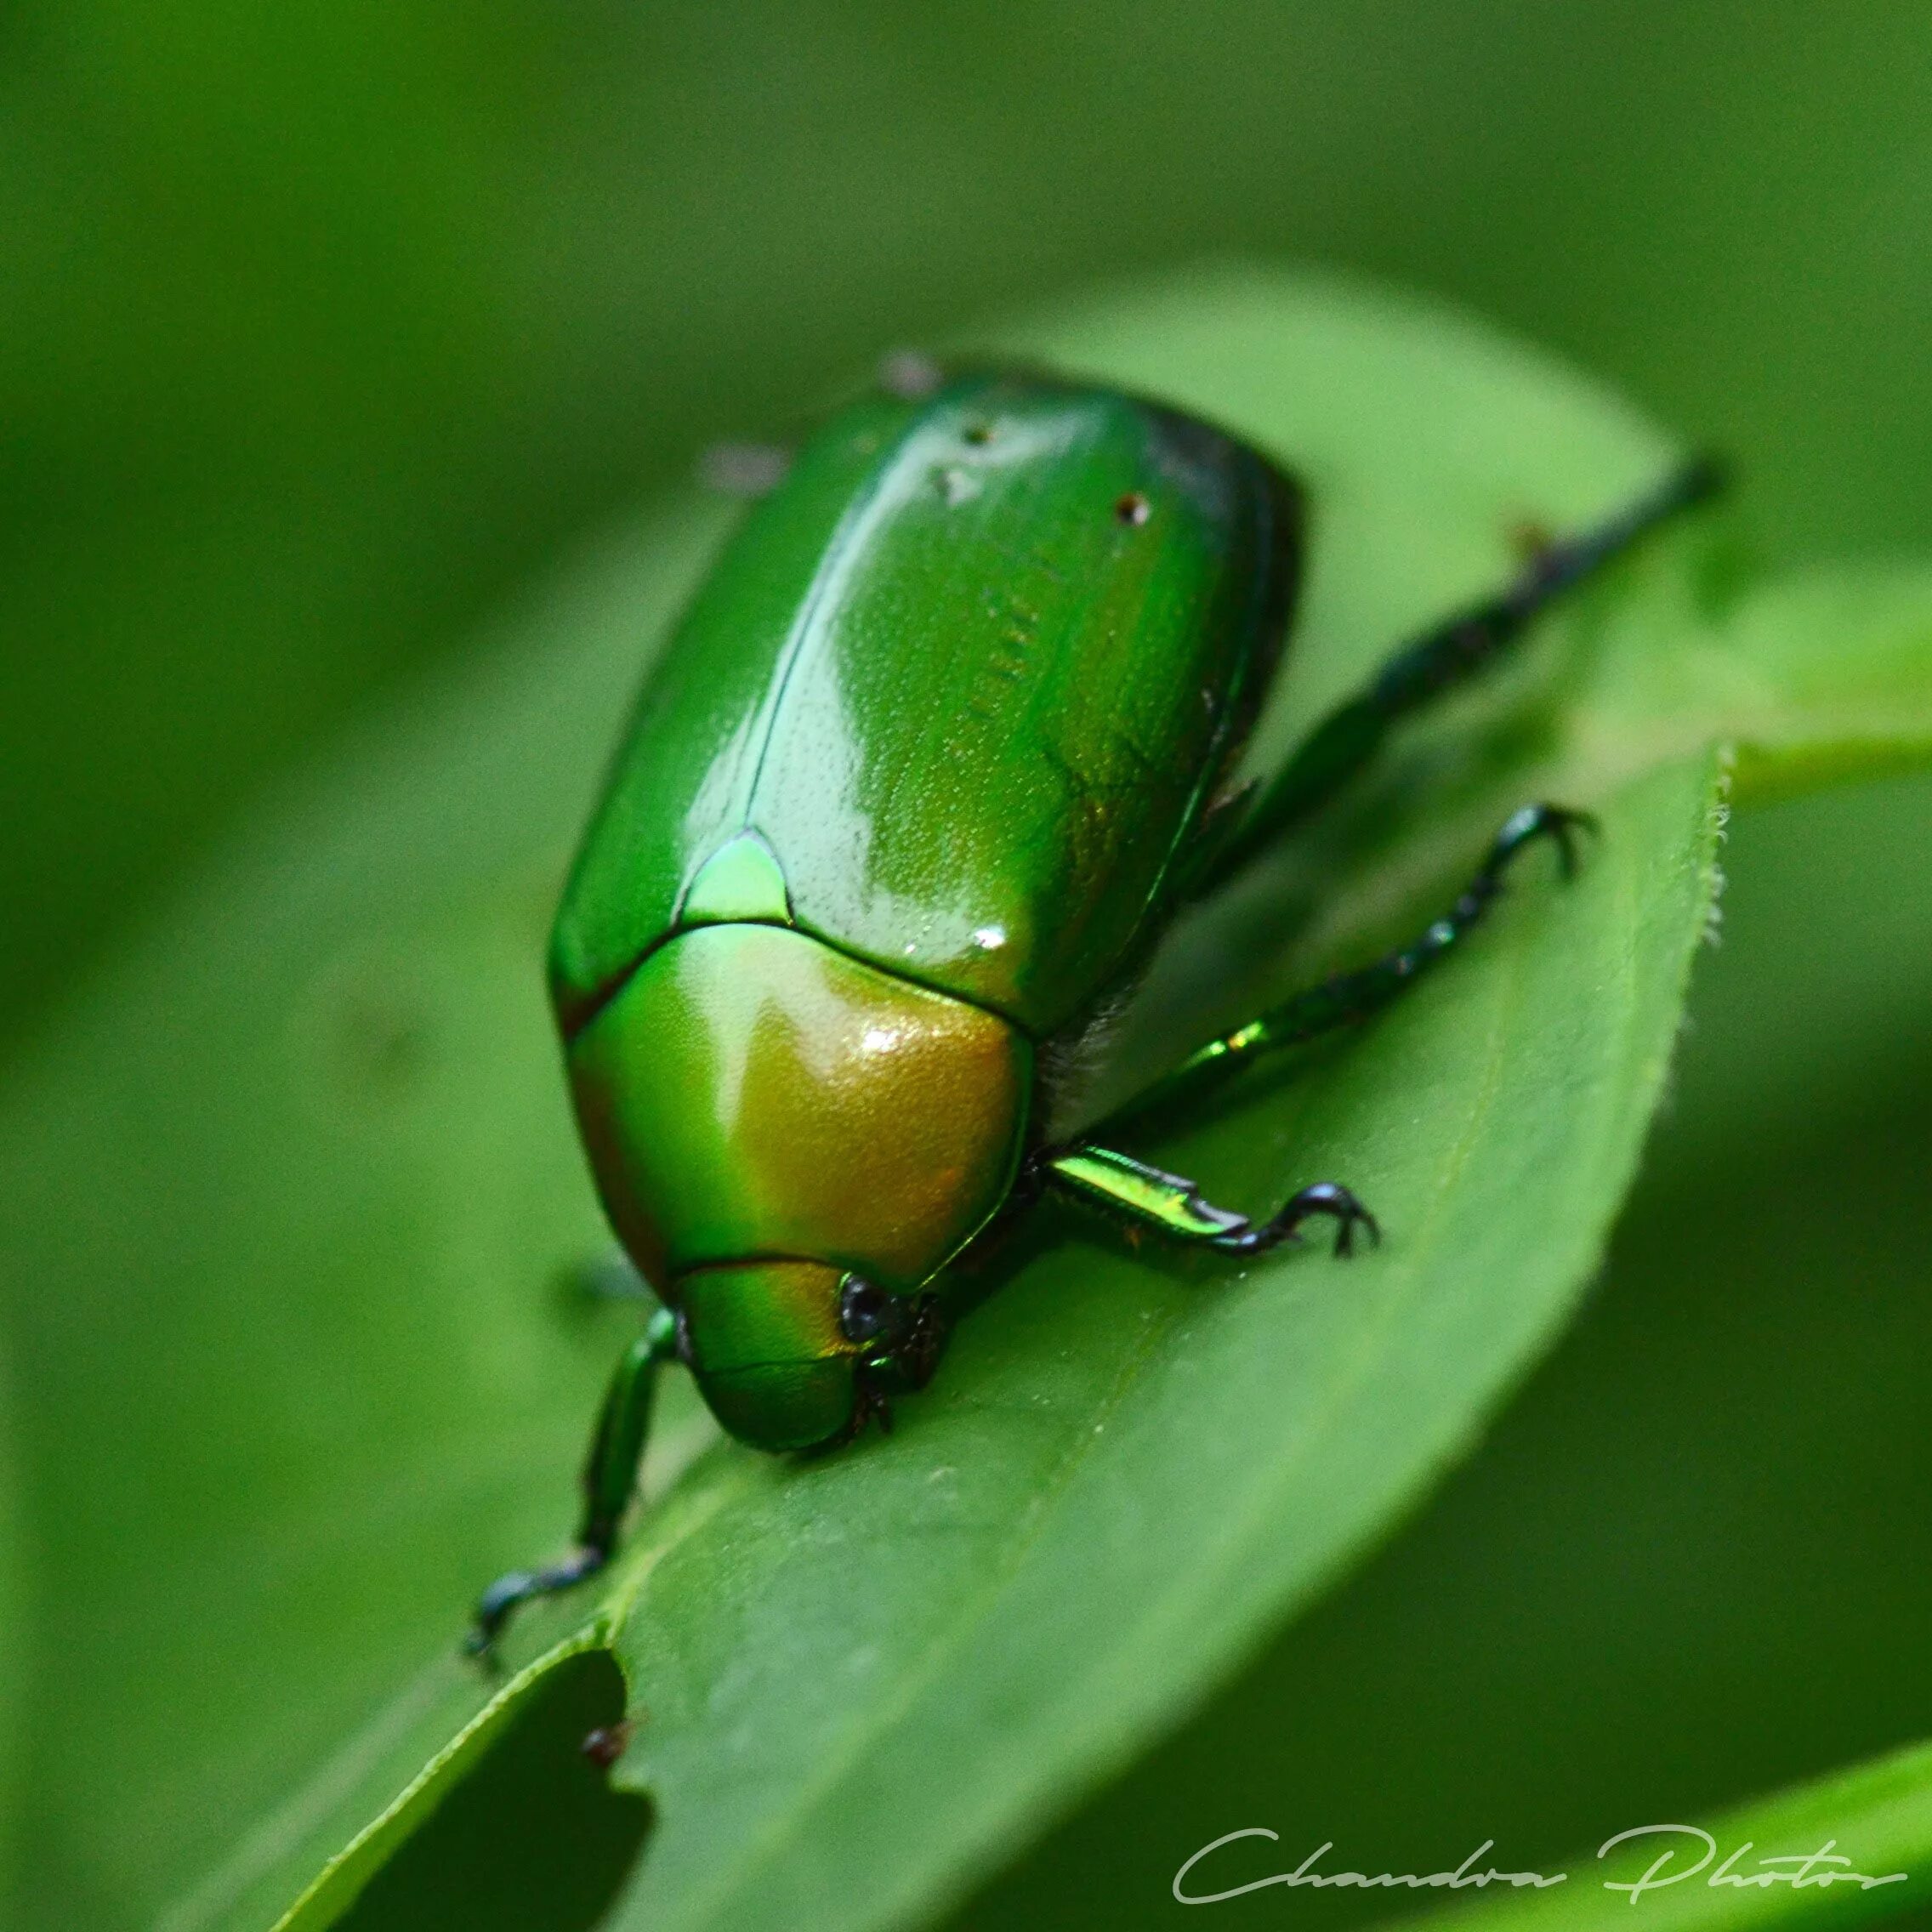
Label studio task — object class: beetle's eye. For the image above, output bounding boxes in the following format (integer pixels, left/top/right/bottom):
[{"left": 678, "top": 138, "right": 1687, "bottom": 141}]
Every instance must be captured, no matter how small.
[{"left": 838, "top": 1276, "right": 891, "bottom": 1344}]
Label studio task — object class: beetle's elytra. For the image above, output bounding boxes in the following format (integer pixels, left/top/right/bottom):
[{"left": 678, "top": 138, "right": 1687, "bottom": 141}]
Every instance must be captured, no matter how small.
[
  {"left": 548, "top": 373, "right": 1298, "bottom": 1041},
  {"left": 469, "top": 362, "right": 1717, "bottom": 1653}
]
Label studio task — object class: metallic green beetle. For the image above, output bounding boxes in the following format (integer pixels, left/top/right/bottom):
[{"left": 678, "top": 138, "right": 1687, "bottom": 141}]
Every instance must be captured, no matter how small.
[{"left": 469, "top": 361, "right": 1713, "bottom": 1651}]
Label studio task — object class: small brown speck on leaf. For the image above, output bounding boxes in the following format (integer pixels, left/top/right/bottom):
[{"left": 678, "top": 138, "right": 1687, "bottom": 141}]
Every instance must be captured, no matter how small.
[
  {"left": 1509, "top": 517, "right": 1557, "bottom": 563},
  {"left": 582, "top": 1720, "right": 636, "bottom": 1770}
]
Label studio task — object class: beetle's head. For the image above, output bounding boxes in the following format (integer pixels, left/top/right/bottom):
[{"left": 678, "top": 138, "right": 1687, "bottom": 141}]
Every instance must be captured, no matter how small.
[{"left": 675, "top": 1262, "right": 946, "bottom": 1452}]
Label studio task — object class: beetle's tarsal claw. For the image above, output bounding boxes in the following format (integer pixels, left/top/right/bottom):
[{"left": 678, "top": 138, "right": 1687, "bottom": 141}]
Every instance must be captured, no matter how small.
[
  {"left": 1308, "top": 1182, "right": 1379, "bottom": 1257},
  {"left": 1496, "top": 802, "right": 1597, "bottom": 882},
  {"left": 1548, "top": 806, "right": 1599, "bottom": 879},
  {"left": 1333, "top": 1200, "right": 1383, "bottom": 1257},
  {"left": 1216, "top": 1179, "right": 1379, "bottom": 1259},
  {"left": 463, "top": 1571, "right": 534, "bottom": 1660},
  {"left": 463, "top": 1545, "right": 608, "bottom": 1661}
]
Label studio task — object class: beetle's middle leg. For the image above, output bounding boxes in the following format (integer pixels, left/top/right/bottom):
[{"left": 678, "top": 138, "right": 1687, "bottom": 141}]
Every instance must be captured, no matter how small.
[
  {"left": 1201, "top": 457, "right": 1719, "bottom": 887},
  {"left": 465, "top": 1305, "right": 679, "bottom": 1661},
  {"left": 1116, "top": 801, "right": 1590, "bottom": 1134},
  {"left": 1046, "top": 803, "right": 1589, "bottom": 1252}
]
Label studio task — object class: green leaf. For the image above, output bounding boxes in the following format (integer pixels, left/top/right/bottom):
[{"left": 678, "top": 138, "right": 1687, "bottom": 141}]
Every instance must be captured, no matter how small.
[
  {"left": 0, "top": 1338, "right": 26, "bottom": 1909},
  {"left": 0, "top": 501, "right": 736, "bottom": 1932},
  {"left": 3, "top": 266, "right": 1929, "bottom": 1932},
  {"left": 1389, "top": 1735, "right": 1932, "bottom": 1932},
  {"left": 1702, "top": 565, "right": 1932, "bottom": 799}
]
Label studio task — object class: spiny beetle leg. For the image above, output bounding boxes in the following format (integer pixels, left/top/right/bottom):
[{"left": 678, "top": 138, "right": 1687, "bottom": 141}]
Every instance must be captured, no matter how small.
[{"left": 465, "top": 1308, "right": 679, "bottom": 1662}]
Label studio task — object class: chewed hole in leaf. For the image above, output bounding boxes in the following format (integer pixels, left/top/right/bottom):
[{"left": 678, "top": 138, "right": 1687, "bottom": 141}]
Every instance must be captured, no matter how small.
[{"left": 336, "top": 1650, "right": 648, "bottom": 1932}]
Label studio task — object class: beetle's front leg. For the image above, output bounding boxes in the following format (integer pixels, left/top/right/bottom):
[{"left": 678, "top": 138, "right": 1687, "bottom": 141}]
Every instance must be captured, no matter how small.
[
  {"left": 1044, "top": 1144, "right": 1379, "bottom": 1260},
  {"left": 465, "top": 1304, "right": 680, "bottom": 1661},
  {"left": 1114, "top": 803, "right": 1594, "bottom": 1134}
]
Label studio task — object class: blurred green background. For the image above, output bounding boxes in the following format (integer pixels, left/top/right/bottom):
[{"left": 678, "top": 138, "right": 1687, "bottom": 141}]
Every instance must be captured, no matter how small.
[
  {"left": 10, "top": 0, "right": 1932, "bottom": 1050},
  {"left": 6, "top": 3, "right": 1931, "bottom": 1925}
]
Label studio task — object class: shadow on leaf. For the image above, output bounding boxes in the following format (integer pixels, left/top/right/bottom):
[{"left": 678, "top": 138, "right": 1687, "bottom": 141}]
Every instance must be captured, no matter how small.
[{"left": 338, "top": 1650, "right": 648, "bottom": 1932}]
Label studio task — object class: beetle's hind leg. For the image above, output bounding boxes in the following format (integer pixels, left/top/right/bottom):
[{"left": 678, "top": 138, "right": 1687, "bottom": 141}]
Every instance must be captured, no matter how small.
[
  {"left": 465, "top": 1306, "right": 679, "bottom": 1662},
  {"left": 1201, "top": 459, "right": 1719, "bottom": 886}
]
